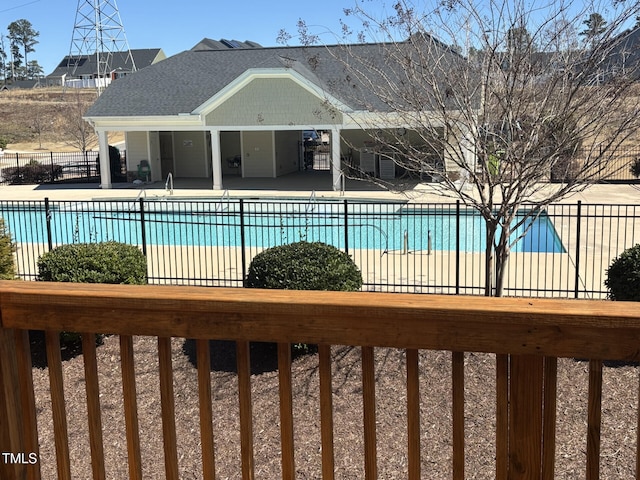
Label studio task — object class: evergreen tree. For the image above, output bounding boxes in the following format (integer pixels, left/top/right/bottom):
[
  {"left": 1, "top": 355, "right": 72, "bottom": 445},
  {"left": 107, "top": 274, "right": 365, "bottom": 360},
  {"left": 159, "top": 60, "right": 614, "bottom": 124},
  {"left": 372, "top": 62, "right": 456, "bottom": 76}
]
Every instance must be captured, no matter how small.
[
  {"left": 7, "top": 19, "right": 38, "bottom": 81},
  {"left": 580, "top": 13, "right": 607, "bottom": 44}
]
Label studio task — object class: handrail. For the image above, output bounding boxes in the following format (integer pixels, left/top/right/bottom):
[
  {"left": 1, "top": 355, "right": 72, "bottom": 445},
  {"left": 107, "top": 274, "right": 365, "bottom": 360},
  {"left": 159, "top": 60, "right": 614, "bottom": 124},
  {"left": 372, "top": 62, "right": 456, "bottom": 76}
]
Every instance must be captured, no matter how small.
[
  {"left": 215, "top": 189, "right": 230, "bottom": 212},
  {"left": 0, "top": 283, "right": 637, "bottom": 356},
  {"left": 305, "top": 190, "right": 317, "bottom": 213},
  {"left": 165, "top": 172, "right": 174, "bottom": 196},
  {"left": 129, "top": 188, "right": 146, "bottom": 211},
  {"left": 1, "top": 281, "right": 640, "bottom": 479}
]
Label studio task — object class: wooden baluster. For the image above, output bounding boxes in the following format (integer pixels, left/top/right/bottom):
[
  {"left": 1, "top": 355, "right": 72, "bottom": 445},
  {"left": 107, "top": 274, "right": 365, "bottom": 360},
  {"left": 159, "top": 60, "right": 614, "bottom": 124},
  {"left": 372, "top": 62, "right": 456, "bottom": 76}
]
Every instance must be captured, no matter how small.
[
  {"left": 362, "top": 346, "right": 377, "bottom": 480},
  {"left": 452, "top": 351, "right": 465, "bottom": 480},
  {"left": 82, "top": 333, "right": 105, "bottom": 480},
  {"left": 45, "top": 330, "right": 71, "bottom": 480},
  {"left": 120, "top": 335, "right": 142, "bottom": 480},
  {"left": 509, "top": 355, "right": 544, "bottom": 480},
  {"left": 542, "top": 357, "right": 557, "bottom": 480},
  {"left": 196, "top": 339, "right": 216, "bottom": 480},
  {"left": 318, "top": 344, "right": 335, "bottom": 480},
  {"left": 158, "top": 336, "right": 179, "bottom": 480},
  {"left": 495, "top": 354, "right": 508, "bottom": 480},
  {"left": 587, "top": 360, "right": 603, "bottom": 480},
  {"left": 0, "top": 328, "right": 28, "bottom": 480},
  {"left": 236, "top": 340, "right": 254, "bottom": 480},
  {"left": 406, "top": 348, "right": 420, "bottom": 480},
  {"left": 278, "top": 343, "right": 295, "bottom": 480},
  {"left": 14, "top": 329, "right": 41, "bottom": 480}
]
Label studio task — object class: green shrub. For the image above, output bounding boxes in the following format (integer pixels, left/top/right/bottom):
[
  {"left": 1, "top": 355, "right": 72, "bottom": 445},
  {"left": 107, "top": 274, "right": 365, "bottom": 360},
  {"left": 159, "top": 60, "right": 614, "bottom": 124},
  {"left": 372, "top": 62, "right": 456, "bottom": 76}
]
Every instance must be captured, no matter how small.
[
  {"left": 0, "top": 218, "right": 16, "bottom": 280},
  {"left": 631, "top": 158, "right": 640, "bottom": 179},
  {"left": 96, "top": 145, "right": 126, "bottom": 182},
  {"left": 2, "top": 162, "right": 63, "bottom": 184},
  {"left": 33, "top": 241, "right": 147, "bottom": 367},
  {"left": 37, "top": 241, "right": 147, "bottom": 284},
  {"left": 246, "top": 241, "right": 362, "bottom": 291},
  {"left": 605, "top": 244, "right": 640, "bottom": 301},
  {"left": 245, "top": 241, "right": 362, "bottom": 359}
]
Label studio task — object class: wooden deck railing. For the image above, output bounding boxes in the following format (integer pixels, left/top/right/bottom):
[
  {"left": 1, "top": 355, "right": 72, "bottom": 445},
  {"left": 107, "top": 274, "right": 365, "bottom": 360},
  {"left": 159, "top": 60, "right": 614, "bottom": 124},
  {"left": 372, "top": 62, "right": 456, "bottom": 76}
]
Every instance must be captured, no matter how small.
[{"left": 1, "top": 281, "right": 640, "bottom": 479}]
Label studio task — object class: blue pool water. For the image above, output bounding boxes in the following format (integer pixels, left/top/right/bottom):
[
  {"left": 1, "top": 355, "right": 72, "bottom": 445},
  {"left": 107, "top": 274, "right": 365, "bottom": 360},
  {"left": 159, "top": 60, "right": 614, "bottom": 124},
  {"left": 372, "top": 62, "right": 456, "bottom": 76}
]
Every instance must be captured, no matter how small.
[{"left": 0, "top": 200, "right": 565, "bottom": 253}]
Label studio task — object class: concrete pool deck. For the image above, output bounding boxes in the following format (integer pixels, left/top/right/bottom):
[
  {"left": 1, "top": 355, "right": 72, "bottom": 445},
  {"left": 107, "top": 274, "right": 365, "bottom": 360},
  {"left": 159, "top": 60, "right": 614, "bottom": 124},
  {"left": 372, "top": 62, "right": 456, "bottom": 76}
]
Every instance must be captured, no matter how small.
[{"left": 0, "top": 173, "right": 638, "bottom": 204}]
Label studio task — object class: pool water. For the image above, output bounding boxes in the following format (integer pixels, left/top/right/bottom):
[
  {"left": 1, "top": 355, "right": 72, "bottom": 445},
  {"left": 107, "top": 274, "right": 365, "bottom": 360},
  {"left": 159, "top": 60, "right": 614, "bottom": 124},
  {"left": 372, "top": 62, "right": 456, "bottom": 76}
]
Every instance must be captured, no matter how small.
[{"left": 0, "top": 201, "right": 565, "bottom": 253}]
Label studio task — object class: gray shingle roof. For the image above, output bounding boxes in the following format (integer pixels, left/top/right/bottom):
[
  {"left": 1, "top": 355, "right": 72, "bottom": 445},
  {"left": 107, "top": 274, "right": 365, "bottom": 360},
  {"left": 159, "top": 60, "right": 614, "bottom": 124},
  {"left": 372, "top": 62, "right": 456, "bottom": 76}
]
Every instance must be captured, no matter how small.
[
  {"left": 47, "top": 48, "right": 164, "bottom": 78},
  {"left": 191, "top": 38, "right": 263, "bottom": 51},
  {"left": 85, "top": 39, "right": 462, "bottom": 118}
]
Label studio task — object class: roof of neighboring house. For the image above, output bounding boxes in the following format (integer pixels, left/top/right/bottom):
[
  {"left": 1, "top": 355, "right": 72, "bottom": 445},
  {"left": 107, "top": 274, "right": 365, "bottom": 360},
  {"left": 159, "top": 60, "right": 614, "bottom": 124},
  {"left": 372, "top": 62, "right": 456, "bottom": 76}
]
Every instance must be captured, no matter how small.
[
  {"left": 191, "top": 38, "right": 262, "bottom": 51},
  {"left": 47, "top": 48, "right": 165, "bottom": 78},
  {"left": 86, "top": 38, "right": 464, "bottom": 118},
  {"left": 601, "top": 26, "right": 640, "bottom": 78},
  {"left": 0, "top": 79, "right": 44, "bottom": 90}
]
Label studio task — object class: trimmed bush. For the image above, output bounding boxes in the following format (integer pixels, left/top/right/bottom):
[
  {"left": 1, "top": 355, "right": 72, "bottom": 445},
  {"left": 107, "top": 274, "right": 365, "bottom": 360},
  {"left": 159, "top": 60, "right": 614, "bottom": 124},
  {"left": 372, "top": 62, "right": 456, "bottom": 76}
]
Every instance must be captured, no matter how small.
[
  {"left": 2, "top": 161, "right": 63, "bottom": 184},
  {"left": 242, "top": 241, "right": 362, "bottom": 363},
  {"left": 96, "top": 145, "right": 126, "bottom": 182},
  {"left": 37, "top": 241, "right": 147, "bottom": 284},
  {"left": 32, "top": 241, "right": 147, "bottom": 367},
  {"left": 0, "top": 218, "right": 16, "bottom": 280},
  {"left": 605, "top": 243, "right": 640, "bottom": 301},
  {"left": 246, "top": 241, "right": 362, "bottom": 291},
  {"left": 631, "top": 157, "right": 640, "bottom": 179}
]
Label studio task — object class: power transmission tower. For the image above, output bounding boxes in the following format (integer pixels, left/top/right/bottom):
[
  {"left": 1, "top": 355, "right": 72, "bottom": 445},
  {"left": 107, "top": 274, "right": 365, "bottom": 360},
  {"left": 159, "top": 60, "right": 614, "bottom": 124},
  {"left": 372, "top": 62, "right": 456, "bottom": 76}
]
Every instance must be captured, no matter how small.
[{"left": 67, "top": 0, "right": 136, "bottom": 95}]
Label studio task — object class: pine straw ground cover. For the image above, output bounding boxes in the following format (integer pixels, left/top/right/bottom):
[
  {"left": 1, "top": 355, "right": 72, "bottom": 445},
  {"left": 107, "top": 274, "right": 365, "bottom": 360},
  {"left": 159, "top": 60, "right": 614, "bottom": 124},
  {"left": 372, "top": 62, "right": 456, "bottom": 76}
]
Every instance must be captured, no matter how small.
[{"left": 32, "top": 335, "right": 639, "bottom": 479}]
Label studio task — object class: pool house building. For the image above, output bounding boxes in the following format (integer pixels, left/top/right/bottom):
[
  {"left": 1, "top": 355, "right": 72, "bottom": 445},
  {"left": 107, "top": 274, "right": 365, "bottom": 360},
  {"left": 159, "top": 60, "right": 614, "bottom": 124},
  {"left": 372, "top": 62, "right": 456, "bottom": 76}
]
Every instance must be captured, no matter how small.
[{"left": 84, "top": 36, "right": 470, "bottom": 191}]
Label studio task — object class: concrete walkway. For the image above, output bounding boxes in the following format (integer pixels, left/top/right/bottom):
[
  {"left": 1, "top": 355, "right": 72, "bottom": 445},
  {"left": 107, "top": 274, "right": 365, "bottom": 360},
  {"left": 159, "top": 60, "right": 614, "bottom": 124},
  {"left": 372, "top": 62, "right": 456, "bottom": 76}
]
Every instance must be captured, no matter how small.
[{"left": 0, "top": 173, "right": 638, "bottom": 204}]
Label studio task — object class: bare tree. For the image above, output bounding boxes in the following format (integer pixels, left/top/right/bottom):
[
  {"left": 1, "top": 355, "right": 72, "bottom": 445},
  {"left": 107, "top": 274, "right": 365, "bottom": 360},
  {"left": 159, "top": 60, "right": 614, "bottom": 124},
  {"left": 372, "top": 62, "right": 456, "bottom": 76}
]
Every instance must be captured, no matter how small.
[
  {"left": 62, "top": 90, "right": 97, "bottom": 153},
  {"left": 293, "top": 0, "right": 640, "bottom": 296}
]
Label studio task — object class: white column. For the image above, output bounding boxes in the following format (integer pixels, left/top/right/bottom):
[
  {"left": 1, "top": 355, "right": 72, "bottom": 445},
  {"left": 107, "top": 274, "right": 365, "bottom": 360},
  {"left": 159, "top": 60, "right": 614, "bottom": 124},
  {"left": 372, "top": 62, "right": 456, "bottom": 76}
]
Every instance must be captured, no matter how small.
[
  {"left": 210, "top": 129, "right": 222, "bottom": 190},
  {"left": 331, "top": 128, "right": 342, "bottom": 191},
  {"left": 97, "top": 130, "right": 111, "bottom": 189}
]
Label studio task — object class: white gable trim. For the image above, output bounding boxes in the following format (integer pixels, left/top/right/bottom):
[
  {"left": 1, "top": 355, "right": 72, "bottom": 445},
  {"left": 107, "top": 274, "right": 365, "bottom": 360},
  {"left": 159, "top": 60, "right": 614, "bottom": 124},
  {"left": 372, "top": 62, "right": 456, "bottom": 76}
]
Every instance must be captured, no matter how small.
[{"left": 192, "top": 68, "right": 353, "bottom": 116}]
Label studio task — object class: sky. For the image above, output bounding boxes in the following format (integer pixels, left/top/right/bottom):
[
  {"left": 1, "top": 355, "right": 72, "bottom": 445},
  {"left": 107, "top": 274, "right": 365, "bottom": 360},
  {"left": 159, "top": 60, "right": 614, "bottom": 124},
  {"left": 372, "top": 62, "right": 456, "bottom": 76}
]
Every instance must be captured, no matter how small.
[{"left": 0, "top": 0, "right": 359, "bottom": 75}]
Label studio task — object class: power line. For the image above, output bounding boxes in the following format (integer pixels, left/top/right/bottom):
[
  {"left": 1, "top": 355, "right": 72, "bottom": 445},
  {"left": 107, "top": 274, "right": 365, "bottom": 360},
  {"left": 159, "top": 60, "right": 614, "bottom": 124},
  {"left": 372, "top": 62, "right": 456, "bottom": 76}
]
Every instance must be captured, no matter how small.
[{"left": 0, "top": 0, "right": 42, "bottom": 14}]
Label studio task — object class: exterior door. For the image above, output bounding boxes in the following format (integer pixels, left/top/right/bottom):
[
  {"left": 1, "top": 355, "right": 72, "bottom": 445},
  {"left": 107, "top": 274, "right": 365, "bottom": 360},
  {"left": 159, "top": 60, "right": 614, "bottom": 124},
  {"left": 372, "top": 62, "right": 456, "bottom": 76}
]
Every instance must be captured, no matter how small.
[{"left": 159, "top": 132, "right": 174, "bottom": 178}]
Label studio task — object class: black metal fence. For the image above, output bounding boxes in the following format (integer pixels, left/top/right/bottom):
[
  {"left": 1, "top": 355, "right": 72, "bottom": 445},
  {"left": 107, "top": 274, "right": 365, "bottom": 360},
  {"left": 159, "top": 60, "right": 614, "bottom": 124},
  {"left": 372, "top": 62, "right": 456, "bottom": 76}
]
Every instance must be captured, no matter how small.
[
  {"left": 576, "top": 146, "right": 640, "bottom": 182},
  {"left": 0, "top": 197, "right": 638, "bottom": 299},
  {"left": 0, "top": 151, "right": 100, "bottom": 185}
]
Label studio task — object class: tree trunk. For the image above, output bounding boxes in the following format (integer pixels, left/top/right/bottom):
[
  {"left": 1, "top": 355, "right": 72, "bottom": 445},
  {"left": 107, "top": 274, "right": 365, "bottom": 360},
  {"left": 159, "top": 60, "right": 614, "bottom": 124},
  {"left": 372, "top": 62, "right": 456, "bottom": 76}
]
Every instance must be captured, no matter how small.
[
  {"left": 484, "top": 223, "right": 497, "bottom": 296},
  {"left": 494, "top": 225, "right": 511, "bottom": 298}
]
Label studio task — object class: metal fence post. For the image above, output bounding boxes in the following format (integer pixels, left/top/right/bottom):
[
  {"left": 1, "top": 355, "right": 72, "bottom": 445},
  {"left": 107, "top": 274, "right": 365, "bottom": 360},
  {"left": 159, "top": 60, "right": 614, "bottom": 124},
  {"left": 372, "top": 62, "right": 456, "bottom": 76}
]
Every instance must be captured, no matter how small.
[
  {"left": 45, "top": 197, "right": 53, "bottom": 251},
  {"left": 344, "top": 199, "right": 349, "bottom": 255},
  {"left": 239, "top": 199, "right": 247, "bottom": 286},
  {"left": 139, "top": 198, "right": 147, "bottom": 257},
  {"left": 49, "top": 152, "right": 55, "bottom": 182},
  {"left": 456, "top": 200, "right": 461, "bottom": 295},
  {"left": 574, "top": 201, "right": 582, "bottom": 299}
]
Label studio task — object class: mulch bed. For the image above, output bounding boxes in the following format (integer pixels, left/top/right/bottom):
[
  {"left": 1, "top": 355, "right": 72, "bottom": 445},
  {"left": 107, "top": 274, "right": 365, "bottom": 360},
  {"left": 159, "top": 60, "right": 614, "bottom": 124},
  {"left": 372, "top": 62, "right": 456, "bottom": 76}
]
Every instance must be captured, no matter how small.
[{"left": 29, "top": 335, "right": 639, "bottom": 479}]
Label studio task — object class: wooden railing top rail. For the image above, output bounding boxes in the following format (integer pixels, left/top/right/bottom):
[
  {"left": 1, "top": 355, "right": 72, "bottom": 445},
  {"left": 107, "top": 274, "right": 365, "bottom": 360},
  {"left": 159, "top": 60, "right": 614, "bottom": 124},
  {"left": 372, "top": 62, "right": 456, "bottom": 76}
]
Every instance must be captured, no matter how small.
[{"left": 1, "top": 281, "right": 639, "bottom": 360}]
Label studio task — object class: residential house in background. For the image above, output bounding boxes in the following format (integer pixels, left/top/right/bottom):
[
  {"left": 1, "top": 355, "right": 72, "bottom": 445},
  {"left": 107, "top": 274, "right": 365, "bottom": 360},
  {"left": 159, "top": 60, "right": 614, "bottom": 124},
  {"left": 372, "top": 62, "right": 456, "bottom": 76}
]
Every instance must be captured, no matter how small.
[{"left": 45, "top": 48, "right": 166, "bottom": 89}]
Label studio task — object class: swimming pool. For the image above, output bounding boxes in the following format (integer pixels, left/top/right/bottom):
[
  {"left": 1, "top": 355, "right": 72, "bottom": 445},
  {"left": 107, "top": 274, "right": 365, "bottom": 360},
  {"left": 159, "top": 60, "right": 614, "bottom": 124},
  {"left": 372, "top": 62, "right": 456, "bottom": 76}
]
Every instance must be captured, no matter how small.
[{"left": 0, "top": 199, "right": 565, "bottom": 253}]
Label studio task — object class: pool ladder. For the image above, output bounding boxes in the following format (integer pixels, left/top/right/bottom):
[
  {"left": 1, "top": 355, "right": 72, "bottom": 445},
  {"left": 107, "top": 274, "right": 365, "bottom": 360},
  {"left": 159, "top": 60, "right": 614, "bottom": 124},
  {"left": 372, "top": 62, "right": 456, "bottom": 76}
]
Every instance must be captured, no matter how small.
[
  {"left": 305, "top": 190, "right": 317, "bottom": 213},
  {"left": 215, "top": 189, "right": 230, "bottom": 212},
  {"left": 165, "top": 172, "right": 174, "bottom": 195},
  {"left": 129, "top": 189, "right": 147, "bottom": 211}
]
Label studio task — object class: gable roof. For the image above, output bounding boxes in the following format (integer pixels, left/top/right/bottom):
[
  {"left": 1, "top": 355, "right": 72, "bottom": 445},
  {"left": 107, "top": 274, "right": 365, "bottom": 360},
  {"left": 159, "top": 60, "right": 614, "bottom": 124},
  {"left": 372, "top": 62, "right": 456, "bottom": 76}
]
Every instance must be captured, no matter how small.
[
  {"left": 85, "top": 38, "right": 464, "bottom": 119},
  {"left": 47, "top": 48, "right": 165, "bottom": 78}
]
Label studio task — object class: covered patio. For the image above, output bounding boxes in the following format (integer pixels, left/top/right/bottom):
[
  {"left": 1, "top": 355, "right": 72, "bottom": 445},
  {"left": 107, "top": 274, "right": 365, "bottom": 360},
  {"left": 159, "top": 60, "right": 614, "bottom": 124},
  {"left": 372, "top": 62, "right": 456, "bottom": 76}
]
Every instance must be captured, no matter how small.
[{"left": 85, "top": 42, "right": 457, "bottom": 193}]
